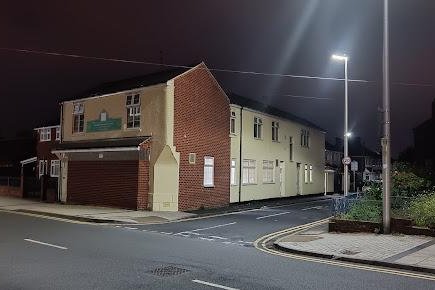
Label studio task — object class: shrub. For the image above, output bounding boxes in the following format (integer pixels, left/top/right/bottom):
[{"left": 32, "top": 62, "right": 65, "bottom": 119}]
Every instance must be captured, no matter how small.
[
  {"left": 341, "top": 198, "right": 382, "bottom": 223},
  {"left": 408, "top": 194, "right": 435, "bottom": 228}
]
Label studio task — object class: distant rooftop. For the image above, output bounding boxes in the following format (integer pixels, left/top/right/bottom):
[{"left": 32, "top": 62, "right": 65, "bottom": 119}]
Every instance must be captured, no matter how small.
[{"left": 229, "top": 93, "right": 325, "bottom": 132}]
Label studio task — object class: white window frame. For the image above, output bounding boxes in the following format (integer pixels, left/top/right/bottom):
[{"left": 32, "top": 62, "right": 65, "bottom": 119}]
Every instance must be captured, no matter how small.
[
  {"left": 309, "top": 165, "right": 313, "bottom": 183},
  {"left": 126, "top": 94, "right": 141, "bottom": 129},
  {"left": 272, "top": 121, "right": 279, "bottom": 142},
  {"left": 254, "top": 117, "right": 263, "bottom": 139},
  {"left": 55, "top": 127, "right": 61, "bottom": 141},
  {"left": 262, "top": 160, "right": 275, "bottom": 184},
  {"left": 203, "top": 156, "right": 214, "bottom": 187},
  {"left": 242, "top": 159, "right": 257, "bottom": 185},
  {"left": 50, "top": 160, "right": 60, "bottom": 177},
  {"left": 230, "top": 111, "right": 236, "bottom": 135},
  {"left": 39, "top": 160, "right": 47, "bottom": 178},
  {"left": 304, "top": 164, "right": 309, "bottom": 184},
  {"left": 73, "top": 103, "right": 85, "bottom": 133},
  {"left": 39, "top": 128, "right": 51, "bottom": 142},
  {"left": 230, "top": 159, "right": 237, "bottom": 186},
  {"left": 301, "top": 129, "right": 310, "bottom": 148}
]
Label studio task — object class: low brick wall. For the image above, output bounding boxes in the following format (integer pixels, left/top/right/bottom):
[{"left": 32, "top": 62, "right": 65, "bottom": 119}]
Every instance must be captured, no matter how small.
[
  {"left": 0, "top": 185, "right": 22, "bottom": 197},
  {"left": 329, "top": 218, "right": 435, "bottom": 237}
]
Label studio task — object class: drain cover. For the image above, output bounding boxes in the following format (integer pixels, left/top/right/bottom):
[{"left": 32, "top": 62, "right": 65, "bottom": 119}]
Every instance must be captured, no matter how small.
[
  {"left": 339, "top": 249, "right": 360, "bottom": 255},
  {"left": 149, "top": 266, "right": 190, "bottom": 277}
]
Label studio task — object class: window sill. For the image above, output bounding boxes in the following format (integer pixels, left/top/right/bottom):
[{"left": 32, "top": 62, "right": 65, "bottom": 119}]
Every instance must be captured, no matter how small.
[
  {"left": 204, "top": 185, "right": 215, "bottom": 188},
  {"left": 262, "top": 182, "right": 275, "bottom": 184},
  {"left": 242, "top": 183, "right": 257, "bottom": 186},
  {"left": 125, "top": 127, "right": 141, "bottom": 131},
  {"left": 272, "top": 140, "right": 280, "bottom": 143},
  {"left": 254, "top": 138, "right": 263, "bottom": 141}
]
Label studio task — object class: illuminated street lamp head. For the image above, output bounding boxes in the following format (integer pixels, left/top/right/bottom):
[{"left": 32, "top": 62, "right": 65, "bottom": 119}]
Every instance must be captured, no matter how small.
[
  {"left": 332, "top": 54, "right": 348, "bottom": 62},
  {"left": 345, "top": 132, "right": 352, "bottom": 137}
]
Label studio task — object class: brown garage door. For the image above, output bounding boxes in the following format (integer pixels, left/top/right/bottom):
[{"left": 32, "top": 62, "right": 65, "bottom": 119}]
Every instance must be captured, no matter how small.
[{"left": 67, "top": 160, "right": 139, "bottom": 209}]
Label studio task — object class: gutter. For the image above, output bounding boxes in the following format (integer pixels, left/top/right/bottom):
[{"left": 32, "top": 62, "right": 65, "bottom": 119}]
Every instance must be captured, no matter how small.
[{"left": 52, "top": 147, "right": 140, "bottom": 154}]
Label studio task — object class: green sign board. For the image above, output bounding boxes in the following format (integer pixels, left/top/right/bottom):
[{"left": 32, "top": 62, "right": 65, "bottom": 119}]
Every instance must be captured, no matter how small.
[{"left": 87, "top": 117, "right": 122, "bottom": 132}]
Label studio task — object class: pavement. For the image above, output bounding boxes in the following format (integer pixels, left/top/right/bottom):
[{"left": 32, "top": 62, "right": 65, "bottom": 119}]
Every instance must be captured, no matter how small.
[
  {"left": 2, "top": 198, "right": 435, "bottom": 289},
  {"left": 0, "top": 196, "right": 194, "bottom": 224},
  {"left": 275, "top": 223, "right": 435, "bottom": 274}
]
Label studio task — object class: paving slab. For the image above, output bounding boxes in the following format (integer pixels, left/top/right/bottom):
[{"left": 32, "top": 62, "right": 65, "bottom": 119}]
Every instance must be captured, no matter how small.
[
  {"left": 275, "top": 223, "right": 435, "bottom": 273},
  {"left": 0, "top": 196, "right": 195, "bottom": 223}
]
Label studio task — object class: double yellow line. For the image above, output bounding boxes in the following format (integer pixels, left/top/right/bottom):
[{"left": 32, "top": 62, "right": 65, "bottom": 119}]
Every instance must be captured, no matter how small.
[{"left": 254, "top": 218, "right": 435, "bottom": 282}]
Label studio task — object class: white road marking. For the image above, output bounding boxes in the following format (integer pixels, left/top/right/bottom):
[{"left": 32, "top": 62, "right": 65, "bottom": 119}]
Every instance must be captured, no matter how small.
[
  {"left": 198, "top": 237, "right": 216, "bottom": 241},
  {"left": 301, "top": 206, "right": 324, "bottom": 211},
  {"left": 24, "top": 239, "right": 68, "bottom": 250},
  {"left": 189, "top": 222, "right": 237, "bottom": 232},
  {"left": 256, "top": 211, "right": 291, "bottom": 220},
  {"left": 192, "top": 279, "right": 239, "bottom": 290},
  {"left": 209, "top": 236, "right": 228, "bottom": 240},
  {"left": 123, "top": 227, "right": 138, "bottom": 230},
  {"left": 159, "top": 232, "right": 173, "bottom": 235}
]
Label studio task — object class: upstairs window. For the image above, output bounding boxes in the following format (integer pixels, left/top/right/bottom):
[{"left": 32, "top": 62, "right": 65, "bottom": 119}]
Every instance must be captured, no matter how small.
[
  {"left": 272, "top": 121, "right": 279, "bottom": 142},
  {"left": 230, "top": 111, "right": 236, "bottom": 135},
  {"left": 40, "top": 128, "right": 51, "bottom": 142},
  {"left": 254, "top": 117, "right": 263, "bottom": 139},
  {"left": 126, "top": 94, "right": 141, "bottom": 128},
  {"left": 55, "top": 127, "right": 61, "bottom": 141},
  {"left": 301, "top": 129, "right": 310, "bottom": 148},
  {"left": 73, "top": 103, "right": 84, "bottom": 133}
]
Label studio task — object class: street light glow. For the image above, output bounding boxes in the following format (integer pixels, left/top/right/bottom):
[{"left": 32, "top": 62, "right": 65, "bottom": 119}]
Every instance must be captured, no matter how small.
[
  {"left": 345, "top": 132, "right": 352, "bottom": 137},
  {"left": 332, "top": 54, "right": 348, "bottom": 62}
]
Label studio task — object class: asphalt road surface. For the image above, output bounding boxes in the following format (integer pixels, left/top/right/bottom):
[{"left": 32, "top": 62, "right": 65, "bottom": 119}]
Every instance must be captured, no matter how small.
[{"left": 1, "top": 199, "right": 434, "bottom": 290}]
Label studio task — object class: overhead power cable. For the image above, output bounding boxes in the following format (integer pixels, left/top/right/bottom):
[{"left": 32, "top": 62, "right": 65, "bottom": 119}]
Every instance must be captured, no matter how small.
[{"left": 0, "top": 47, "right": 433, "bottom": 87}]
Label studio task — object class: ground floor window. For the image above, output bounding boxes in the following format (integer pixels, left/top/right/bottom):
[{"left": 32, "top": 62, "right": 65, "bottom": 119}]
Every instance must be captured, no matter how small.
[
  {"left": 231, "top": 159, "right": 237, "bottom": 185},
  {"left": 262, "top": 160, "right": 275, "bottom": 183},
  {"left": 39, "top": 160, "right": 47, "bottom": 177},
  {"left": 243, "top": 159, "right": 257, "bottom": 184},
  {"left": 50, "top": 160, "right": 60, "bottom": 177},
  {"left": 203, "top": 156, "right": 214, "bottom": 187},
  {"left": 304, "top": 164, "right": 308, "bottom": 183},
  {"left": 309, "top": 165, "right": 313, "bottom": 183}
]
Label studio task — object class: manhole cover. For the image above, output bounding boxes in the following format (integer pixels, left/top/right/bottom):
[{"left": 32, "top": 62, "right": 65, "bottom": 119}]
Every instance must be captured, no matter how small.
[
  {"left": 148, "top": 266, "right": 190, "bottom": 277},
  {"left": 339, "top": 249, "right": 360, "bottom": 255}
]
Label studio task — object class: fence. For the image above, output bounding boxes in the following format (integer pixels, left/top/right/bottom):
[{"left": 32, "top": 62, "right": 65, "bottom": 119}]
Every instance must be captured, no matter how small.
[{"left": 0, "top": 176, "right": 21, "bottom": 187}]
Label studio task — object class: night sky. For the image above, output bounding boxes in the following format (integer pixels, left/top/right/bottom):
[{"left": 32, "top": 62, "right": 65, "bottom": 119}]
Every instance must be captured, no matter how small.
[{"left": 1, "top": 0, "right": 434, "bottom": 157}]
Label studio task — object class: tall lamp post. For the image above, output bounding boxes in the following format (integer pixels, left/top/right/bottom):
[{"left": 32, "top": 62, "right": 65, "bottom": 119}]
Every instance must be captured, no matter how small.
[
  {"left": 382, "top": 0, "right": 391, "bottom": 234},
  {"left": 332, "top": 54, "right": 350, "bottom": 197}
]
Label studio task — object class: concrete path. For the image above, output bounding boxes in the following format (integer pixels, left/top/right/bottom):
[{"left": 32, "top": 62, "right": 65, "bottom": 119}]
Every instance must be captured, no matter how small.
[
  {"left": 275, "top": 223, "right": 435, "bottom": 273},
  {"left": 0, "top": 196, "right": 194, "bottom": 223}
]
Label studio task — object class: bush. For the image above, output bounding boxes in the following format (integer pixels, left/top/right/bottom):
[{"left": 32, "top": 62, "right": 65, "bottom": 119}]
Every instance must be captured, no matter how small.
[
  {"left": 341, "top": 198, "right": 382, "bottom": 223},
  {"left": 408, "top": 194, "right": 435, "bottom": 228}
]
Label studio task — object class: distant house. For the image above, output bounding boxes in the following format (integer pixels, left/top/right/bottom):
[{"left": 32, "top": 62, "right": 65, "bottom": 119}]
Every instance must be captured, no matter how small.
[
  {"left": 0, "top": 137, "right": 35, "bottom": 177},
  {"left": 413, "top": 99, "right": 435, "bottom": 178},
  {"left": 348, "top": 137, "right": 382, "bottom": 188},
  {"left": 34, "top": 125, "right": 61, "bottom": 201},
  {"left": 325, "top": 138, "right": 344, "bottom": 193}
]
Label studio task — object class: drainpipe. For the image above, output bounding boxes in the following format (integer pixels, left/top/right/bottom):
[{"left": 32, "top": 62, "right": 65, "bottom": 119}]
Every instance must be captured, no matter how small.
[
  {"left": 238, "top": 107, "right": 243, "bottom": 203},
  {"left": 58, "top": 102, "right": 64, "bottom": 202}
]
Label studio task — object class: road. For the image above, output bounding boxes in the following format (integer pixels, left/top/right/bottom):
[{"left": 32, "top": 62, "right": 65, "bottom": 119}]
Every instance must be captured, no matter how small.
[{"left": 0, "top": 199, "right": 434, "bottom": 289}]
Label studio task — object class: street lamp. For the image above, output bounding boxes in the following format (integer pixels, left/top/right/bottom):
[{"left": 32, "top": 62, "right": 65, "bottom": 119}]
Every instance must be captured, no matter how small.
[
  {"left": 332, "top": 54, "right": 350, "bottom": 197},
  {"left": 382, "top": 0, "right": 391, "bottom": 234}
]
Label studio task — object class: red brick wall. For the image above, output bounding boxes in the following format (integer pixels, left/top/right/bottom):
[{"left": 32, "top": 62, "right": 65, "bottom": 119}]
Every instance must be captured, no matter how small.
[
  {"left": 0, "top": 185, "right": 22, "bottom": 197},
  {"left": 174, "top": 63, "right": 230, "bottom": 211},
  {"left": 36, "top": 127, "right": 60, "bottom": 176},
  {"left": 67, "top": 160, "right": 140, "bottom": 209}
]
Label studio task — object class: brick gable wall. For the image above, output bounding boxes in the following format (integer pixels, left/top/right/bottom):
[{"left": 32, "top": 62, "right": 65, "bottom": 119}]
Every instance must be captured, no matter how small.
[
  {"left": 174, "top": 64, "right": 230, "bottom": 211},
  {"left": 36, "top": 127, "right": 60, "bottom": 177}
]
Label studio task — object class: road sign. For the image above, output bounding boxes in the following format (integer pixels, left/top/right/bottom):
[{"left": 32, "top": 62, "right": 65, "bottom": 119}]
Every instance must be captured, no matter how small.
[
  {"left": 351, "top": 161, "right": 358, "bottom": 171},
  {"left": 342, "top": 157, "right": 351, "bottom": 165}
]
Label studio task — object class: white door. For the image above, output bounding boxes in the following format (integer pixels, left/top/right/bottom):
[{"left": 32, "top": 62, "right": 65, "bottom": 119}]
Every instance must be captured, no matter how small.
[
  {"left": 296, "top": 163, "right": 301, "bottom": 195},
  {"left": 279, "top": 162, "right": 285, "bottom": 196}
]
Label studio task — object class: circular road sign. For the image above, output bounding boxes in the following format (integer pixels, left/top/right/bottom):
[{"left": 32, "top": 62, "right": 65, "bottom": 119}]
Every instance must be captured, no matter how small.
[{"left": 342, "top": 157, "right": 351, "bottom": 165}]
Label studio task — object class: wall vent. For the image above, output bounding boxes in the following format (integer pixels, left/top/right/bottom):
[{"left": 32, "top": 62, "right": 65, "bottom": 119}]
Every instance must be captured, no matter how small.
[{"left": 189, "top": 153, "right": 196, "bottom": 165}]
